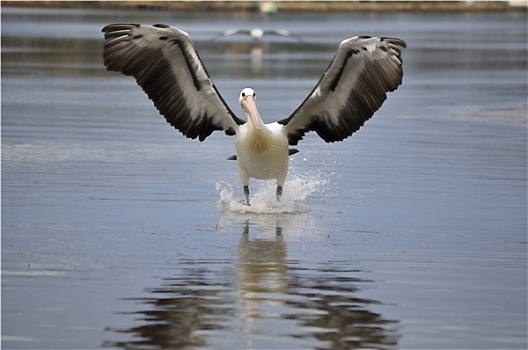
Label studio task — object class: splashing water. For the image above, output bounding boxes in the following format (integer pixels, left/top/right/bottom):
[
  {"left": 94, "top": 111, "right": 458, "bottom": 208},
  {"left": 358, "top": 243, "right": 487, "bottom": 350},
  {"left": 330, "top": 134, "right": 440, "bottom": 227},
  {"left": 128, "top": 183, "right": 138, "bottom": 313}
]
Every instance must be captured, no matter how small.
[{"left": 216, "top": 175, "right": 327, "bottom": 214}]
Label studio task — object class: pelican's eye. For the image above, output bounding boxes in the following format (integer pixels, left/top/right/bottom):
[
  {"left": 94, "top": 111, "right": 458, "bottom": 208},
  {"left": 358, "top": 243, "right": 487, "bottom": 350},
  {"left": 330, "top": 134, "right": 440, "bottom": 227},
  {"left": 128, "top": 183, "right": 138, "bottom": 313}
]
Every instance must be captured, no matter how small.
[{"left": 242, "top": 92, "right": 246, "bottom": 97}]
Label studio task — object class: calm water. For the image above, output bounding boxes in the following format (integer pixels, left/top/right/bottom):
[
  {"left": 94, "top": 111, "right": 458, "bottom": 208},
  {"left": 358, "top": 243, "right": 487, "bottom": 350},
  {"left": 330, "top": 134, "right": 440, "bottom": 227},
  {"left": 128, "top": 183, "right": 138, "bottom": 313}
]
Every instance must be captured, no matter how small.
[{"left": 2, "top": 6, "right": 527, "bottom": 350}]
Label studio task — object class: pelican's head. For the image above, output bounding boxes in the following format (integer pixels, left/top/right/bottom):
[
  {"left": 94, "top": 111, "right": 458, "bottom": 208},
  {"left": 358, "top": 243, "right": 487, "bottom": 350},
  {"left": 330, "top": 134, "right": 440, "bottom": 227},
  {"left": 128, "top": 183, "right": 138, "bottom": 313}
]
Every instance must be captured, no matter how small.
[{"left": 239, "top": 88, "right": 264, "bottom": 130}]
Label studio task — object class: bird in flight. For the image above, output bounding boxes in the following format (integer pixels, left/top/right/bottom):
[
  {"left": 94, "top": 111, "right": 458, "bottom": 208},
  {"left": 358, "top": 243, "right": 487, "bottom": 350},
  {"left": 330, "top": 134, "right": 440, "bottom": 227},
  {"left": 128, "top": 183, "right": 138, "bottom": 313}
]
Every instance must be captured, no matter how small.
[
  {"left": 102, "top": 23, "right": 406, "bottom": 205},
  {"left": 211, "top": 27, "right": 304, "bottom": 42}
]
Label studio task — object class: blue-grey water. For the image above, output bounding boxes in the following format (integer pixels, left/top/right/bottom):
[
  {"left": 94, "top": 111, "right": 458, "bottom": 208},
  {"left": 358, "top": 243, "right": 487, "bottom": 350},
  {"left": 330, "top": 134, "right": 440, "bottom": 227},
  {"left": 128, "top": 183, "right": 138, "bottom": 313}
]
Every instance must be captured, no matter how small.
[{"left": 2, "top": 6, "right": 527, "bottom": 350}]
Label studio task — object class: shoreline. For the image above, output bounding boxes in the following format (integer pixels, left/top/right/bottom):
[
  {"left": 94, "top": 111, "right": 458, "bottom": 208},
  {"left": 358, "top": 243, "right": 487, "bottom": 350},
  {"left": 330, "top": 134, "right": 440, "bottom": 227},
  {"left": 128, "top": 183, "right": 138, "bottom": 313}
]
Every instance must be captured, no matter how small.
[{"left": 2, "top": 1, "right": 525, "bottom": 12}]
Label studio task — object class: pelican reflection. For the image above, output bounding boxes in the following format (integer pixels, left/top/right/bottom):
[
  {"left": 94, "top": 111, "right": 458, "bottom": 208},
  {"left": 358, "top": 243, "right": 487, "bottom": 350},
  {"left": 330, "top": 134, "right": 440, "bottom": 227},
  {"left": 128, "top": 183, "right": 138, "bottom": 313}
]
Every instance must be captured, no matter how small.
[
  {"left": 235, "top": 219, "right": 288, "bottom": 340},
  {"left": 104, "top": 217, "right": 399, "bottom": 349}
]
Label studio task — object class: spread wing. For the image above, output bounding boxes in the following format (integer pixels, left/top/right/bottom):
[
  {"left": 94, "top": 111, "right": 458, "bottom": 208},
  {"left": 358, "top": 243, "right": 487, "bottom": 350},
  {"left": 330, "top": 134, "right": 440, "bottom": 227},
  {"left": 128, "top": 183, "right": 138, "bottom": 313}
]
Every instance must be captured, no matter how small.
[
  {"left": 220, "top": 28, "right": 251, "bottom": 37},
  {"left": 102, "top": 23, "right": 245, "bottom": 141},
  {"left": 278, "top": 36, "right": 406, "bottom": 145},
  {"left": 263, "top": 29, "right": 304, "bottom": 41}
]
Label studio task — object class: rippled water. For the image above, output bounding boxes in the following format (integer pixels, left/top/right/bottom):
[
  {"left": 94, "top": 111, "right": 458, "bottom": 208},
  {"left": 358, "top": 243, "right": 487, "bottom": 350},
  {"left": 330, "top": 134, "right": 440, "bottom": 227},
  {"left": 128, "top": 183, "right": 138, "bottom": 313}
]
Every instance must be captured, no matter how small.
[{"left": 2, "top": 6, "right": 527, "bottom": 349}]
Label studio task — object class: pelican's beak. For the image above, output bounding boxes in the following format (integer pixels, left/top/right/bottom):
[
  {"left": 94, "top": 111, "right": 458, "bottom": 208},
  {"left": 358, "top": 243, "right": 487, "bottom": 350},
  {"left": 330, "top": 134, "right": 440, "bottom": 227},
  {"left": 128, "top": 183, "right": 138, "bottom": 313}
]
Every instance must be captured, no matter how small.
[{"left": 242, "top": 95, "right": 264, "bottom": 130}]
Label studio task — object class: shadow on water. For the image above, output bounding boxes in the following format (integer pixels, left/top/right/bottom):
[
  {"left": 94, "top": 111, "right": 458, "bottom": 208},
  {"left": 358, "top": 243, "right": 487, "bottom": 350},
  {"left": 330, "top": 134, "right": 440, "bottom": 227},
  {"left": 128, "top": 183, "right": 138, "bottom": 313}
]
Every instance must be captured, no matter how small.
[{"left": 103, "top": 215, "right": 400, "bottom": 349}]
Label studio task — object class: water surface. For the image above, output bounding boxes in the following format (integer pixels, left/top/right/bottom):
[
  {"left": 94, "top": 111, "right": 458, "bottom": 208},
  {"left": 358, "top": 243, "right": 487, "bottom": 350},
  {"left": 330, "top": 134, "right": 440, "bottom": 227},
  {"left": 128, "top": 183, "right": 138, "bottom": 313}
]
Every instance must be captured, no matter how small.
[{"left": 2, "top": 6, "right": 527, "bottom": 349}]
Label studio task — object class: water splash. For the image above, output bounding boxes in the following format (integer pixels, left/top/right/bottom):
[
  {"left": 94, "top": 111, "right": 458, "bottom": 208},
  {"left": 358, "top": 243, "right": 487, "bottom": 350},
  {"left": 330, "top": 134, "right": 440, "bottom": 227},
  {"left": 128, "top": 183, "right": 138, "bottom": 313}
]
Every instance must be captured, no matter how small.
[{"left": 216, "top": 175, "right": 327, "bottom": 214}]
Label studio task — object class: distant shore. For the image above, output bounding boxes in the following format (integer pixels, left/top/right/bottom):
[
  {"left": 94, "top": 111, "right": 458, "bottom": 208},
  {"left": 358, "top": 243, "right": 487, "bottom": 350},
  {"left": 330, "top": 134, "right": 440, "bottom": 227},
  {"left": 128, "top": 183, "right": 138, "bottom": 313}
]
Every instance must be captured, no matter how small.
[{"left": 2, "top": 1, "right": 525, "bottom": 12}]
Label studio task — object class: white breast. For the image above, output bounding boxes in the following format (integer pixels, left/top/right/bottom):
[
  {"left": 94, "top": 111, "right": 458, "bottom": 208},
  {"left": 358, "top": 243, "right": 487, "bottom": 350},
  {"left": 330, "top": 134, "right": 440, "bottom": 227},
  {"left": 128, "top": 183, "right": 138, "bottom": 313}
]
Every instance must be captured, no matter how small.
[{"left": 235, "top": 123, "right": 289, "bottom": 182}]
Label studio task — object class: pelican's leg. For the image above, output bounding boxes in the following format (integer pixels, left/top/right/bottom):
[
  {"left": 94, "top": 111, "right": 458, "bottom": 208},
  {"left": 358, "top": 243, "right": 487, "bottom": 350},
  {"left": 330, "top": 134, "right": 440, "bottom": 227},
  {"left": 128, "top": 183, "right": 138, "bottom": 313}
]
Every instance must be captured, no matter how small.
[
  {"left": 276, "top": 185, "right": 283, "bottom": 201},
  {"left": 244, "top": 185, "right": 250, "bottom": 206}
]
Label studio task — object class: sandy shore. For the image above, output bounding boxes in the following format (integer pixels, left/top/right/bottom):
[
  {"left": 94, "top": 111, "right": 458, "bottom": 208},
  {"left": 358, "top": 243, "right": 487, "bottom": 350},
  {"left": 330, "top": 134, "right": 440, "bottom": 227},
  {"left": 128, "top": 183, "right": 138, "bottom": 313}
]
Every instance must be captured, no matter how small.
[{"left": 2, "top": 1, "right": 524, "bottom": 12}]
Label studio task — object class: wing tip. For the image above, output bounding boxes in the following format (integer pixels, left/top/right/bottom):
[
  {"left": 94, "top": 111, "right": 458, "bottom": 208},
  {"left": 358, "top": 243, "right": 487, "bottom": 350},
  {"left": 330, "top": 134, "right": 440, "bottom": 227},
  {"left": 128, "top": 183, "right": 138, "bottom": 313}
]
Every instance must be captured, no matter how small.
[
  {"left": 101, "top": 23, "right": 140, "bottom": 33},
  {"left": 382, "top": 36, "right": 407, "bottom": 49}
]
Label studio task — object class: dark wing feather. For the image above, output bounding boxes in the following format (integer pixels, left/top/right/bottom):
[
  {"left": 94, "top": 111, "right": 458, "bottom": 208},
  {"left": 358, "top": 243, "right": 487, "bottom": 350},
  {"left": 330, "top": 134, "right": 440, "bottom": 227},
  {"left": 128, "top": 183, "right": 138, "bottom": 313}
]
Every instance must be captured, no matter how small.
[
  {"left": 278, "top": 36, "right": 406, "bottom": 145},
  {"left": 102, "top": 23, "right": 245, "bottom": 141}
]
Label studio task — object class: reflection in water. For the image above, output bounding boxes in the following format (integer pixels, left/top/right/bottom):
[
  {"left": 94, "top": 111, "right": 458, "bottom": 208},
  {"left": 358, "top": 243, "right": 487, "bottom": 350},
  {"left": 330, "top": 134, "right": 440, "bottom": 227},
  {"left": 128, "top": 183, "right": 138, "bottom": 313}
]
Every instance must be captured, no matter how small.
[
  {"left": 104, "top": 216, "right": 399, "bottom": 349},
  {"left": 235, "top": 219, "right": 288, "bottom": 344},
  {"left": 104, "top": 261, "right": 236, "bottom": 348}
]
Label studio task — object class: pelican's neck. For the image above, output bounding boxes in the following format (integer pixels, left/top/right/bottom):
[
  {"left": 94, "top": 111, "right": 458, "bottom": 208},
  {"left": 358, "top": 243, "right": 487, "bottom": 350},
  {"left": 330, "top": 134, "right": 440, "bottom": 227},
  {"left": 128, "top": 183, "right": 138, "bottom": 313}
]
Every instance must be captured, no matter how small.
[{"left": 246, "top": 120, "right": 273, "bottom": 152}]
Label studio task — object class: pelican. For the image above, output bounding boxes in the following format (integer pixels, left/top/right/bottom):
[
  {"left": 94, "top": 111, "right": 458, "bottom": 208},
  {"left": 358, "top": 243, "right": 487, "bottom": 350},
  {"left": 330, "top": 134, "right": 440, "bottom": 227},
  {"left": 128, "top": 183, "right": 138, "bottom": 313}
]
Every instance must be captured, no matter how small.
[
  {"left": 102, "top": 23, "right": 406, "bottom": 205},
  {"left": 212, "top": 27, "right": 303, "bottom": 42}
]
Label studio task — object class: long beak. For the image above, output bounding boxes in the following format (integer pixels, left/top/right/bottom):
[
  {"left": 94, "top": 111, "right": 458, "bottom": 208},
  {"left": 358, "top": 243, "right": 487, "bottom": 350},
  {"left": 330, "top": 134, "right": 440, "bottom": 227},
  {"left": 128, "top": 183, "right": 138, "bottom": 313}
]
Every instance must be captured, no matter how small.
[{"left": 242, "top": 96, "right": 264, "bottom": 130}]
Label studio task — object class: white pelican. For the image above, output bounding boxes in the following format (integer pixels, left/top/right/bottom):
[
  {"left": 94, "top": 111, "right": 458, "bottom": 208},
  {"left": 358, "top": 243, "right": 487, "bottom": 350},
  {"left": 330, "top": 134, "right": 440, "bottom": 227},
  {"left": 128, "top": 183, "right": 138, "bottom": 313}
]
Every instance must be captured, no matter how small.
[
  {"left": 102, "top": 23, "right": 406, "bottom": 205},
  {"left": 212, "top": 27, "right": 303, "bottom": 42}
]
